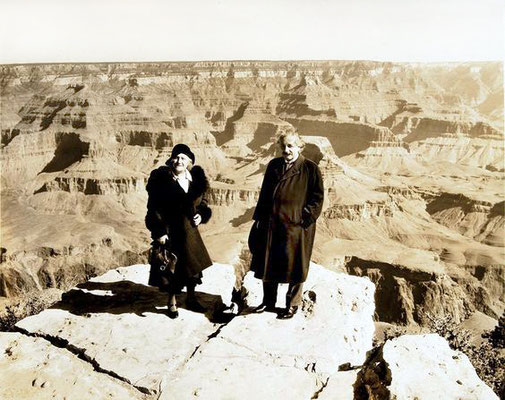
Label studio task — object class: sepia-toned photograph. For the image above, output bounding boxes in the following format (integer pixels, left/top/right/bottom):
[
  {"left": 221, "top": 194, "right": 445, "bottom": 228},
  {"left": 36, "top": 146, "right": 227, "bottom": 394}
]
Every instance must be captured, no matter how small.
[{"left": 1, "top": 0, "right": 504, "bottom": 398}]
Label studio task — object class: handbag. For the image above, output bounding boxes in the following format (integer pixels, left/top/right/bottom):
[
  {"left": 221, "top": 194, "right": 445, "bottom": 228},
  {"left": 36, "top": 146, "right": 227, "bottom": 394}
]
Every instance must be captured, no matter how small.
[{"left": 148, "top": 241, "right": 178, "bottom": 291}]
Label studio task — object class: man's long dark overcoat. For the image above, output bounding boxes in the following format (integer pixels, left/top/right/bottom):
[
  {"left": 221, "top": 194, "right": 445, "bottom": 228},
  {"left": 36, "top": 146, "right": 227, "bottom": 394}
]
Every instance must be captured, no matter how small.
[
  {"left": 250, "top": 155, "right": 324, "bottom": 283},
  {"left": 145, "top": 165, "right": 212, "bottom": 288}
]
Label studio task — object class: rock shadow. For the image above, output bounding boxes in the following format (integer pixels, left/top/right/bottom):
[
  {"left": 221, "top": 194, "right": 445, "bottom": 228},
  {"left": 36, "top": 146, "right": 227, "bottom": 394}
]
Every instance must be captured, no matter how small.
[
  {"left": 284, "top": 118, "right": 379, "bottom": 157},
  {"left": 352, "top": 345, "right": 391, "bottom": 400},
  {"left": 246, "top": 123, "right": 277, "bottom": 152},
  {"left": 246, "top": 164, "right": 268, "bottom": 178},
  {"left": 2, "top": 128, "right": 21, "bottom": 146},
  {"left": 490, "top": 201, "right": 505, "bottom": 217},
  {"left": 230, "top": 207, "right": 255, "bottom": 227},
  {"left": 215, "top": 102, "right": 249, "bottom": 146},
  {"left": 302, "top": 143, "right": 324, "bottom": 165},
  {"left": 52, "top": 280, "right": 229, "bottom": 322},
  {"left": 40, "top": 132, "right": 90, "bottom": 174}
]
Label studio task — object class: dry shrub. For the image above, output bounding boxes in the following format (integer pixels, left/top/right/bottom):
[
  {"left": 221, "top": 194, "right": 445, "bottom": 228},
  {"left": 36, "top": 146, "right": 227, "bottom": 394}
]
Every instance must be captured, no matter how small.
[
  {"left": 0, "top": 290, "right": 61, "bottom": 332},
  {"left": 424, "top": 312, "right": 505, "bottom": 398}
]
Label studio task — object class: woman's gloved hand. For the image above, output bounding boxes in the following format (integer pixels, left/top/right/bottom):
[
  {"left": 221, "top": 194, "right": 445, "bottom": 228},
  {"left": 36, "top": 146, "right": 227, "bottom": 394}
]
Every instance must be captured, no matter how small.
[
  {"left": 193, "top": 214, "right": 202, "bottom": 226},
  {"left": 158, "top": 234, "right": 169, "bottom": 244}
]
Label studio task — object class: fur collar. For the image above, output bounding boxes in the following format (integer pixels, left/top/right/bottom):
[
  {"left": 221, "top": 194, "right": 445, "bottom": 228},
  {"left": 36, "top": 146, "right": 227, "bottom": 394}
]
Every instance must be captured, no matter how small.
[
  {"left": 148, "top": 165, "right": 209, "bottom": 197},
  {"left": 188, "top": 165, "right": 209, "bottom": 197}
]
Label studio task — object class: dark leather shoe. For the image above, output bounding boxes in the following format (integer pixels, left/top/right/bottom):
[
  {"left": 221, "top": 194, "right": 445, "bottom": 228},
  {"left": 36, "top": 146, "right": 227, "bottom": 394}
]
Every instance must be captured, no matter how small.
[
  {"left": 167, "top": 305, "right": 179, "bottom": 319},
  {"left": 277, "top": 306, "right": 298, "bottom": 319},
  {"left": 254, "top": 303, "right": 276, "bottom": 313}
]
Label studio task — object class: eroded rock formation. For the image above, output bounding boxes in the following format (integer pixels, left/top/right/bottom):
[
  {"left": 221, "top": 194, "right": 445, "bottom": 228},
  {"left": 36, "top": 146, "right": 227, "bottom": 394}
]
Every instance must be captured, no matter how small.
[
  {"left": 345, "top": 256, "right": 502, "bottom": 326},
  {"left": 1, "top": 60, "right": 504, "bottom": 337}
]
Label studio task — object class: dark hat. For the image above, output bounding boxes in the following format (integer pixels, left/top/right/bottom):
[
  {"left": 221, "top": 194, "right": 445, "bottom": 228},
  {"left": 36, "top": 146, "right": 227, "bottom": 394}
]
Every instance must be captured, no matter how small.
[{"left": 169, "top": 143, "right": 195, "bottom": 164}]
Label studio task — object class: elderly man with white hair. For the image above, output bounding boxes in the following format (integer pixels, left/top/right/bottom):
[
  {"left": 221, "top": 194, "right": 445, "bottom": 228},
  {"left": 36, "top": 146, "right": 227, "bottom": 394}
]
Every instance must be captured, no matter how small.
[{"left": 249, "top": 131, "right": 324, "bottom": 319}]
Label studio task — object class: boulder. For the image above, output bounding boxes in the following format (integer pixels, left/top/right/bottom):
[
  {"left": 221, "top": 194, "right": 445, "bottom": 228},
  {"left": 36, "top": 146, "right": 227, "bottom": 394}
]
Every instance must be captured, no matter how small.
[{"left": 354, "top": 334, "right": 498, "bottom": 400}]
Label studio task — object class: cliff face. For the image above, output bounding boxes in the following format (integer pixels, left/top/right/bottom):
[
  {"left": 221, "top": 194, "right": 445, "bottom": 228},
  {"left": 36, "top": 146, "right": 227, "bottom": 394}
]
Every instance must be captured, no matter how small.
[
  {"left": 427, "top": 194, "right": 504, "bottom": 246},
  {"left": 324, "top": 200, "right": 398, "bottom": 220},
  {"left": 381, "top": 102, "right": 504, "bottom": 170},
  {"left": 207, "top": 187, "right": 259, "bottom": 207},
  {"left": 1, "top": 60, "right": 504, "bottom": 334},
  {"left": 345, "top": 257, "right": 502, "bottom": 326}
]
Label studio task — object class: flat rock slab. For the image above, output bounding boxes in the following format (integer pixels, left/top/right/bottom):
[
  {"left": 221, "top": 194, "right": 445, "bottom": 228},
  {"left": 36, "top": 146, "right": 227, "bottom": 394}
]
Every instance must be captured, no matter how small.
[
  {"left": 319, "top": 370, "right": 359, "bottom": 400},
  {"left": 0, "top": 332, "right": 145, "bottom": 400},
  {"left": 205, "top": 263, "right": 375, "bottom": 374},
  {"left": 162, "top": 263, "right": 375, "bottom": 399},
  {"left": 15, "top": 262, "right": 376, "bottom": 398},
  {"left": 16, "top": 264, "right": 222, "bottom": 394},
  {"left": 161, "top": 337, "right": 321, "bottom": 400},
  {"left": 382, "top": 334, "right": 497, "bottom": 400}
]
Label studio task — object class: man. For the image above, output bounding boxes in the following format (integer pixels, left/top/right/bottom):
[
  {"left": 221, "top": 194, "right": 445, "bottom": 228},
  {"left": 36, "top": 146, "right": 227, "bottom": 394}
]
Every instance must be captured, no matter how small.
[{"left": 250, "top": 131, "right": 324, "bottom": 319}]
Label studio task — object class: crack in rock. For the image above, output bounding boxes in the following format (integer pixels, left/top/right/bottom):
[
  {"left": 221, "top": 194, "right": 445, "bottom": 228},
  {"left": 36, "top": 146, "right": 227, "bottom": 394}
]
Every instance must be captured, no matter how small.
[
  {"left": 188, "top": 322, "right": 228, "bottom": 360},
  {"left": 216, "top": 335, "right": 332, "bottom": 375},
  {"left": 305, "top": 362, "right": 317, "bottom": 373},
  {"left": 14, "top": 326, "right": 152, "bottom": 395},
  {"left": 311, "top": 375, "right": 330, "bottom": 399}
]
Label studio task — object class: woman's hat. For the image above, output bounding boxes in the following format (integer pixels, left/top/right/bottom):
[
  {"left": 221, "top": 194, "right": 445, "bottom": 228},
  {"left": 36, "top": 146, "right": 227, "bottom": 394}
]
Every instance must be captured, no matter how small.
[{"left": 169, "top": 144, "right": 195, "bottom": 164}]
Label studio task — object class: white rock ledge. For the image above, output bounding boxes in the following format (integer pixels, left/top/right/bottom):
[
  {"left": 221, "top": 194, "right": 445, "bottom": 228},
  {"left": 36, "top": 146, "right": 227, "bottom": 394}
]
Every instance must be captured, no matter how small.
[
  {"left": 355, "top": 333, "right": 498, "bottom": 400},
  {"left": 384, "top": 334, "right": 498, "bottom": 400},
  {"left": 11, "top": 262, "right": 375, "bottom": 399}
]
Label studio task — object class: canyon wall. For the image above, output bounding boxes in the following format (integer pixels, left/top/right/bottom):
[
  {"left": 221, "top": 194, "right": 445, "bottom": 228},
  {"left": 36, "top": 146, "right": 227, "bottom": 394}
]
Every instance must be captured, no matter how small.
[{"left": 1, "top": 60, "right": 503, "bottom": 330}]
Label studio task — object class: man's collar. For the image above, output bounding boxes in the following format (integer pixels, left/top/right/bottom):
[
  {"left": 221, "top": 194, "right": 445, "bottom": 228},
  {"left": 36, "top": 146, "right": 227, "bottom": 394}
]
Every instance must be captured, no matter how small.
[
  {"left": 284, "top": 154, "right": 300, "bottom": 165},
  {"left": 279, "top": 155, "right": 304, "bottom": 173}
]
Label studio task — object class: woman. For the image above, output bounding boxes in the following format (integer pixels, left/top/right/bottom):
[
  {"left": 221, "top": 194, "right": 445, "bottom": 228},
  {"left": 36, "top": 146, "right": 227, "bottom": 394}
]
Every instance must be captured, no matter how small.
[{"left": 145, "top": 144, "right": 213, "bottom": 319}]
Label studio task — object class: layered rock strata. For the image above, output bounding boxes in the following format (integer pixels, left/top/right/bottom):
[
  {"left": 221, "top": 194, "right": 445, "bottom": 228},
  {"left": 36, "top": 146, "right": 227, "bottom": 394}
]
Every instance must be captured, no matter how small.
[
  {"left": 1, "top": 61, "right": 503, "bottom": 341},
  {"left": 427, "top": 194, "right": 505, "bottom": 247},
  {"left": 345, "top": 256, "right": 503, "bottom": 326}
]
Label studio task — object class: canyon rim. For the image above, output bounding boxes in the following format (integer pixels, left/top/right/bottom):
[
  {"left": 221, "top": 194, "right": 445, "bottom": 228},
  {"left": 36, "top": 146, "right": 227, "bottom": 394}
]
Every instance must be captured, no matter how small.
[{"left": 0, "top": 60, "right": 504, "bottom": 398}]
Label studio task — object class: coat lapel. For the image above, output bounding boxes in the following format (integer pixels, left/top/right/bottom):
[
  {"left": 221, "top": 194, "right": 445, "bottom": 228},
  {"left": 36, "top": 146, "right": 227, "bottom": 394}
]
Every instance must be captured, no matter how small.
[
  {"left": 273, "top": 159, "right": 284, "bottom": 182},
  {"left": 272, "top": 155, "right": 304, "bottom": 199},
  {"left": 280, "top": 155, "right": 304, "bottom": 182}
]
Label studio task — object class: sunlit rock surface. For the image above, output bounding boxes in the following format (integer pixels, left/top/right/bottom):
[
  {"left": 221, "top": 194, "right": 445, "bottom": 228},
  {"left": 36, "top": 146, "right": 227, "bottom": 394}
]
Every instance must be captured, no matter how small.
[
  {"left": 354, "top": 334, "right": 498, "bottom": 400},
  {"left": 0, "top": 332, "right": 146, "bottom": 400},
  {"left": 13, "top": 262, "right": 375, "bottom": 398},
  {"left": 4, "top": 263, "right": 497, "bottom": 399}
]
